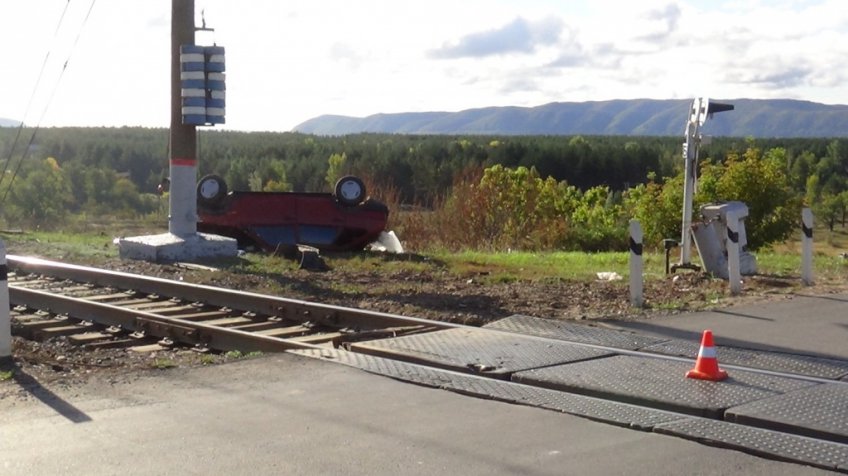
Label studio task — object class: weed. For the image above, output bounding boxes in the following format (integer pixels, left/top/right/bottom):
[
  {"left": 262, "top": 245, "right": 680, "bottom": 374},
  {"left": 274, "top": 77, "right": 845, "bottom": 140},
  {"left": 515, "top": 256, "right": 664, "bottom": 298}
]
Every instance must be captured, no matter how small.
[
  {"left": 0, "top": 369, "right": 13, "bottom": 381},
  {"left": 224, "top": 350, "right": 263, "bottom": 360},
  {"left": 151, "top": 358, "right": 177, "bottom": 369}
]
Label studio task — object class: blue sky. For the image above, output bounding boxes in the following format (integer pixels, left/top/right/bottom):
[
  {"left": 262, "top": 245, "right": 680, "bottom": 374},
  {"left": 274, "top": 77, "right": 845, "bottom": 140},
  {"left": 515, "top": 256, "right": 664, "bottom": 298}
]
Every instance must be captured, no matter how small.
[{"left": 2, "top": 0, "right": 846, "bottom": 131}]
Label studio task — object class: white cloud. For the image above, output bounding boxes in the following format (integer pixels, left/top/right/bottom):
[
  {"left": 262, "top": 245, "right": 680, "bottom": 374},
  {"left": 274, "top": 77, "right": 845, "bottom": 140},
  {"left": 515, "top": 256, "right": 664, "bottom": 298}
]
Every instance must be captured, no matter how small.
[{"left": 1, "top": 0, "right": 847, "bottom": 131}]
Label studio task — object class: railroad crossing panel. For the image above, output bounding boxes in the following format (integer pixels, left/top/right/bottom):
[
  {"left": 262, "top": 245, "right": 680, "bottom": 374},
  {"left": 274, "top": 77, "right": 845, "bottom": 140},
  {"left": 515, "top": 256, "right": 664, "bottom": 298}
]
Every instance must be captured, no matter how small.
[
  {"left": 654, "top": 418, "right": 848, "bottom": 473},
  {"left": 348, "top": 327, "right": 613, "bottom": 378},
  {"left": 512, "top": 355, "right": 817, "bottom": 418},
  {"left": 641, "top": 339, "right": 848, "bottom": 380},
  {"left": 726, "top": 383, "right": 848, "bottom": 444},
  {"left": 483, "top": 314, "right": 666, "bottom": 350},
  {"left": 291, "top": 348, "right": 686, "bottom": 430}
]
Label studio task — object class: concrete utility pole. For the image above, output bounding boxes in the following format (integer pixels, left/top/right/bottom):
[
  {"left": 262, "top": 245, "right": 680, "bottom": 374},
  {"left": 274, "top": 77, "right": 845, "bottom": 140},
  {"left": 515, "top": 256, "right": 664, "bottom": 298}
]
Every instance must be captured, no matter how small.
[
  {"left": 169, "top": 0, "right": 197, "bottom": 237},
  {"left": 117, "top": 0, "right": 236, "bottom": 261}
]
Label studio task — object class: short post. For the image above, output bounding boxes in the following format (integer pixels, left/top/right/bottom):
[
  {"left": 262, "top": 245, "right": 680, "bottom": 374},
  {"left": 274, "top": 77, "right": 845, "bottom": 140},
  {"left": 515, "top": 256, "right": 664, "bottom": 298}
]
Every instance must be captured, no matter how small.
[
  {"left": 726, "top": 211, "right": 742, "bottom": 295},
  {"left": 801, "top": 207, "right": 814, "bottom": 286},
  {"left": 0, "top": 239, "right": 11, "bottom": 358},
  {"left": 629, "top": 220, "right": 644, "bottom": 307}
]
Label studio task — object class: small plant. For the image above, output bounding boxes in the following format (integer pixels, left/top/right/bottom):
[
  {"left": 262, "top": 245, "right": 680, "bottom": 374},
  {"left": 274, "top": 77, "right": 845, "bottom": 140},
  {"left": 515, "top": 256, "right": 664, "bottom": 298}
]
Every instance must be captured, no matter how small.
[
  {"left": 224, "top": 350, "right": 263, "bottom": 360},
  {"left": 0, "top": 369, "right": 13, "bottom": 381},
  {"left": 151, "top": 358, "right": 178, "bottom": 369},
  {"left": 199, "top": 354, "right": 217, "bottom": 365}
]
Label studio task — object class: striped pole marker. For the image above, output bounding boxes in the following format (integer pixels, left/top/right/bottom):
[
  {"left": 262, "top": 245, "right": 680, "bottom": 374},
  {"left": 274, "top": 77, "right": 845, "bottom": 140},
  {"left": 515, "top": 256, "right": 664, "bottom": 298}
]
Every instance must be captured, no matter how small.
[
  {"left": 629, "top": 219, "right": 644, "bottom": 308},
  {"left": 725, "top": 210, "right": 742, "bottom": 295},
  {"left": 0, "top": 239, "right": 10, "bottom": 358},
  {"left": 801, "top": 207, "right": 814, "bottom": 286}
]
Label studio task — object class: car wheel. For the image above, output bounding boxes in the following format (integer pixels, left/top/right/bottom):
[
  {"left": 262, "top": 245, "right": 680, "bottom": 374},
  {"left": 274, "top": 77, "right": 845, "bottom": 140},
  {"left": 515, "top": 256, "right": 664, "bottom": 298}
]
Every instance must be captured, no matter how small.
[
  {"left": 197, "top": 174, "right": 228, "bottom": 208},
  {"left": 334, "top": 175, "right": 367, "bottom": 206}
]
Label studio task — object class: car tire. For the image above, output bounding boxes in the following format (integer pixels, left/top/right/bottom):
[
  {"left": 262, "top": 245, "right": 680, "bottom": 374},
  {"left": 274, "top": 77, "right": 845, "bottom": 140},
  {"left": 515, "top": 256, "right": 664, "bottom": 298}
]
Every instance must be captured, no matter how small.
[
  {"left": 197, "top": 174, "right": 228, "bottom": 208},
  {"left": 334, "top": 175, "right": 367, "bottom": 206}
]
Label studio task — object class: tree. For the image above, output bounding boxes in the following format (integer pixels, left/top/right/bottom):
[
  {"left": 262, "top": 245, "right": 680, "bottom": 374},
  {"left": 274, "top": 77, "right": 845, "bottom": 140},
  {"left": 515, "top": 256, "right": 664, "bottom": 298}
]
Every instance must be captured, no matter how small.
[
  {"left": 5, "top": 157, "right": 73, "bottom": 226},
  {"left": 697, "top": 147, "right": 801, "bottom": 250},
  {"left": 325, "top": 152, "right": 347, "bottom": 190}
]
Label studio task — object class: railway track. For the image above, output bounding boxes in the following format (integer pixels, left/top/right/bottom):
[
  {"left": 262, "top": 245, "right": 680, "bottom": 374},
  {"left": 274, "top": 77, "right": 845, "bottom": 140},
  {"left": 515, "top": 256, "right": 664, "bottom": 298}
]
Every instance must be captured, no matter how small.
[
  {"left": 6, "top": 255, "right": 454, "bottom": 354},
  {"left": 6, "top": 255, "right": 848, "bottom": 472}
]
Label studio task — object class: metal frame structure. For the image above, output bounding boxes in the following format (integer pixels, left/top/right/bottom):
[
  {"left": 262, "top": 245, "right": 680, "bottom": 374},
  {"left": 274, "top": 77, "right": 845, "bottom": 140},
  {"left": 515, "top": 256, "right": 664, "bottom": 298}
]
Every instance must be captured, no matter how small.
[{"left": 676, "top": 97, "right": 733, "bottom": 270}]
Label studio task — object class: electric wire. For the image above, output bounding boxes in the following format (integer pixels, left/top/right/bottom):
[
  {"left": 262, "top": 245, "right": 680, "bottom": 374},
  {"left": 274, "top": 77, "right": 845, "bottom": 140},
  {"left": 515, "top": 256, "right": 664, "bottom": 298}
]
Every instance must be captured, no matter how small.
[
  {"left": 1, "top": 0, "right": 98, "bottom": 204},
  {"left": 0, "top": 0, "right": 72, "bottom": 192}
]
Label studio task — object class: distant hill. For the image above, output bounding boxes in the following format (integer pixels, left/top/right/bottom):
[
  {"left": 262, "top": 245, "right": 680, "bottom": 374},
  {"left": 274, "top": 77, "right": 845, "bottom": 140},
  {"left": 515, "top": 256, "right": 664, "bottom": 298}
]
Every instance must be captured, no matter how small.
[
  {"left": 0, "top": 118, "right": 21, "bottom": 127},
  {"left": 293, "top": 99, "right": 848, "bottom": 137}
]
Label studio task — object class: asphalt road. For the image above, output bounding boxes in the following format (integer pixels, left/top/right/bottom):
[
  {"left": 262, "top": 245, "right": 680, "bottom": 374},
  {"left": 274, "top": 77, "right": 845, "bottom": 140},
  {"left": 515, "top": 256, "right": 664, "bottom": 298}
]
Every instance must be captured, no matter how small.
[{"left": 0, "top": 352, "right": 838, "bottom": 475}]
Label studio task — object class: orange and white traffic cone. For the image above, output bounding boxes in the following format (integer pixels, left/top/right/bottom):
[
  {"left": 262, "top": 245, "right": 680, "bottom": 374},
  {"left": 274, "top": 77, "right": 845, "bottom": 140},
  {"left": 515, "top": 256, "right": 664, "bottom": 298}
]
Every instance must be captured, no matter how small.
[{"left": 686, "top": 329, "right": 728, "bottom": 381}]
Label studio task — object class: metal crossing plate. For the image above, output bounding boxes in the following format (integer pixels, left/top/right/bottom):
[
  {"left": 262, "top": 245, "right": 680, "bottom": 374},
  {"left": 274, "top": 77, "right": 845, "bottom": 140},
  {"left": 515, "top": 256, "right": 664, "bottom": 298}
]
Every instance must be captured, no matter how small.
[
  {"left": 483, "top": 314, "right": 666, "bottom": 350},
  {"left": 348, "top": 328, "right": 613, "bottom": 378},
  {"left": 655, "top": 418, "right": 848, "bottom": 473},
  {"left": 642, "top": 339, "right": 848, "bottom": 380},
  {"left": 726, "top": 383, "right": 848, "bottom": 444},
  {"left": 512, "top": 355, "right": 816, "bottom": 418},
  {"left": 290, "top": 348, "right": 685, "bottom": 430}
]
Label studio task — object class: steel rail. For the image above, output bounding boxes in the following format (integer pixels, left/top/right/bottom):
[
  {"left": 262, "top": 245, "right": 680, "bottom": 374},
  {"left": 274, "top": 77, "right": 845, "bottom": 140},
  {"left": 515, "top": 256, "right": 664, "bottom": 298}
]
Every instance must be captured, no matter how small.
[
  {"left": 9, "top": 285, "right": 322, "bottom": 353},
  {"left": 7, "top": 255, "right": 460, "bottom": 332}
]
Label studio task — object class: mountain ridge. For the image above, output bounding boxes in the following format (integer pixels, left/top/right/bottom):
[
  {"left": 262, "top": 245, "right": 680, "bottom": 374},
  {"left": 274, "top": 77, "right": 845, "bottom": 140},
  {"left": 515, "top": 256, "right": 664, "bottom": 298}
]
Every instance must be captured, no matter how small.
[
  {"left": 293, "top": 99, "right": 848, "bottom": 137},
  {"left": 0, "top": 118, "right": 21, "bottom": 128}
]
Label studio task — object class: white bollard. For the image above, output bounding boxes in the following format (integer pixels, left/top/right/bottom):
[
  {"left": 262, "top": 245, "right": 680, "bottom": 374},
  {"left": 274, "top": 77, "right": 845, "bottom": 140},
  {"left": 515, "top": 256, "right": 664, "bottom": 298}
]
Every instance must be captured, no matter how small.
[
  {"left": 629, "top": 220, "right": 644, "bottom": 308},
  {"left": 0, "top": 239, "right": 10, "bottom": 358},
  {"left": 726, "top": 211, "right": 742, "bottom": 295},
  {"left": 801, "top": 208, "right": 814, "bottom": 286}
]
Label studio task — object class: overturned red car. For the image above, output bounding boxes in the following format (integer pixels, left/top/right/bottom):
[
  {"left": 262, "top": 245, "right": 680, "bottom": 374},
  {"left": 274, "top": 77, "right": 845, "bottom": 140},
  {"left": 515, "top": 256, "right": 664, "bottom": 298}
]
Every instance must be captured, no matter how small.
[{"left": 196, "top": 174, "right": 388, "bottom": 252}]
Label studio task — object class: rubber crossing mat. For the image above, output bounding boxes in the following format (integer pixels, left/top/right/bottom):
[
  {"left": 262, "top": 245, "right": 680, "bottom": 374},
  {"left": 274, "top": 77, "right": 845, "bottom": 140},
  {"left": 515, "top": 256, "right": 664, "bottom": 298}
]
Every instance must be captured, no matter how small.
[
  {"left": 485, "top": 314, "right": 848, "bottom": 380},
  {"left": 641, "top": 339, "right": 848, "bottom": 380},
  {"left": 347, "top": 327, "right": 613, "bottom": 378},
  {"left": 512, "top": 355, "right": 816, "bottom": 418},
  {"left": 291, "top": 348, "right": 848, "bottom": 473},
  {"left": 289, "top": 348, "right": 685, "bottom": 429},
  {"left": 726, "top": 383, "right": 848, "bottom": 444},
  {"left": 483, "top": 314, "right": 665, "bottom": 350},
  {"left": 655, "top": 418, "right": 848, "bottom": 473}
]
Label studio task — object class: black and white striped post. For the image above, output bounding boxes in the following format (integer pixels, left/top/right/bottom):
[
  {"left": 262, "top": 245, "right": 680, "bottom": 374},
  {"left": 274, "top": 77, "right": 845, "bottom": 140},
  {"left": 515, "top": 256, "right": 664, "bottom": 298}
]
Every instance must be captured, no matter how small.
[
  {"left": 629, "top": 220, "right": 644, "bottom": 307},
  {"left": 726, "top": 210, "right": 742, "bottom": 295},
  {"left": 801, "top": 207, "right": 814, "bottom": 286},
  {"left": 0, "top": 239, "right": 10, "bottom": 358}
]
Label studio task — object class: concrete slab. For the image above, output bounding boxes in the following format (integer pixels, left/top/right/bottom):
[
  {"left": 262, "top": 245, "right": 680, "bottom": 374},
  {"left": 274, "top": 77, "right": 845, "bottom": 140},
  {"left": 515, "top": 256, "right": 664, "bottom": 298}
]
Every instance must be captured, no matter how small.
[
  {"left": 349, "top": 327, "right": 612, "bottom": 378},
  {"left": 117, "top": 232, "right": 237, "bottom": 262},
  {"left": 726, "top": 384, "right": 848, "bottom": 444},
  {"left": 512, "top": 355, "right": 817, "bottom": 418}
]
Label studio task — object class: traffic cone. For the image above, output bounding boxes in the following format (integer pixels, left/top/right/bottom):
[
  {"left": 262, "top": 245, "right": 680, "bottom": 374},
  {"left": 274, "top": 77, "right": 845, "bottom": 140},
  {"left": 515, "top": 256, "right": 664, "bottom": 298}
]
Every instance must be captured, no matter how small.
[{"left": 686, "top": 329, "right": 728, "bottom": 381}]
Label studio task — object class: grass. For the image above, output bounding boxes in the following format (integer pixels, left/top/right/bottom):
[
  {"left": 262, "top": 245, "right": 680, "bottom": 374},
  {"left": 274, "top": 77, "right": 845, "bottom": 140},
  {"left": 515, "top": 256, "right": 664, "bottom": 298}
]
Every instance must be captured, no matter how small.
[
  {"left": 0, "top": 369, "right": 13, "bottom": 381},
  {"left": 150, "top": 358, "right": 178, "bottom": 369},
  {"left": 2, "top": 224, "right": 845, "bottom": 285},
  {"left": 224, "top": 350, "right": 263, "bottom": 360}
]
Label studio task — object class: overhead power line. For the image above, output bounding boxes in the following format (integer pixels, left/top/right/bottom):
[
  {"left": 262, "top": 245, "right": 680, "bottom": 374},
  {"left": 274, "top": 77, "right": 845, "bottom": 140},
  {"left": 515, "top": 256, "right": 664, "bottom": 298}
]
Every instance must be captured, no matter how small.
[{"left": 1, "top": 0, "right": 98, "bottom": 204}]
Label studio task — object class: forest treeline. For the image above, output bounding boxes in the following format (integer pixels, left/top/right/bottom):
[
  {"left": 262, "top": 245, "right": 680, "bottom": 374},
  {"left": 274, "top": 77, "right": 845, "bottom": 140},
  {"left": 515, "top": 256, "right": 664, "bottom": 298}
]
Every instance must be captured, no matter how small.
[{"left": 0, "top": 127, "right": 845, "bottom": 251}]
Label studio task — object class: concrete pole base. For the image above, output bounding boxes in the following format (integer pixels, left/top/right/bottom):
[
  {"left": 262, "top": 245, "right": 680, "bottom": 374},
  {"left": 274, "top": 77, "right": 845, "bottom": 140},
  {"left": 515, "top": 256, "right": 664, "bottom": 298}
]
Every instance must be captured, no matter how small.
[{"left": 118, "top": 232, "right": 238, "bottom": 262}]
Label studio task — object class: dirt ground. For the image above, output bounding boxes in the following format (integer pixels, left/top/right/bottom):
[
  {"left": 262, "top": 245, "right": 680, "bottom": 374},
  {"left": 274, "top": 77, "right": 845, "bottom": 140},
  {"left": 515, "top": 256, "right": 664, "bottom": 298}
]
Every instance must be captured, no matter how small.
[{"left": 2, "top": 241, "right": 846, "bottom": 397}]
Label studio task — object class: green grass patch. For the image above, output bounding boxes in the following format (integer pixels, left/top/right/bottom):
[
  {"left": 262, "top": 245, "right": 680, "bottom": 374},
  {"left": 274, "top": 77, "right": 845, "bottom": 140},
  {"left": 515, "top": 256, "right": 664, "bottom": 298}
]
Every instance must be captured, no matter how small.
[
  {"left": 224, "top": 350, "right": 263, "bottom": 360},
  {"left": 435, "top": 250, "right": 667, "bottom": 281},
  {"left": 150, "top": 358, "right": 178, "bottom": 369},
  {"left": 0, "top": 369, "right": 13, "bottom": 381}
]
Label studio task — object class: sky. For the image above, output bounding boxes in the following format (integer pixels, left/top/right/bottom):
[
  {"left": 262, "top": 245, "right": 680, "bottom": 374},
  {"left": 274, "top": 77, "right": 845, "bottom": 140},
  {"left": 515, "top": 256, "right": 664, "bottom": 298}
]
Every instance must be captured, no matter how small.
[{"left": 2, "top": 0, "right": 847, "bottom": 132}]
